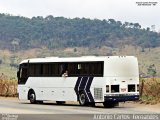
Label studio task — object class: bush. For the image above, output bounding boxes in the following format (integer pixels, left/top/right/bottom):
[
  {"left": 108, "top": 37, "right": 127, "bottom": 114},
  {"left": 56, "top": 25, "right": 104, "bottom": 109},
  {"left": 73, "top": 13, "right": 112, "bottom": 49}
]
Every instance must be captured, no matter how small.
[
  {"left": 0, "top": 73, "right": 17, "bottom": 97},
  {"left": 140, "top": 78, "right": 160, "bottom": 104}
]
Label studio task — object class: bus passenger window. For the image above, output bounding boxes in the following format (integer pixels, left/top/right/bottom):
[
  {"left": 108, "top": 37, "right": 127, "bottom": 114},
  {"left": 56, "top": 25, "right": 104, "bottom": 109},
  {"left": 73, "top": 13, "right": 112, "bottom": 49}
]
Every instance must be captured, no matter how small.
[
  {"left": 78, "top": 64, "right": 81, "bottom": 69},
  {"left": 60, "top": 63, "right": 68, "bottom": 76}
]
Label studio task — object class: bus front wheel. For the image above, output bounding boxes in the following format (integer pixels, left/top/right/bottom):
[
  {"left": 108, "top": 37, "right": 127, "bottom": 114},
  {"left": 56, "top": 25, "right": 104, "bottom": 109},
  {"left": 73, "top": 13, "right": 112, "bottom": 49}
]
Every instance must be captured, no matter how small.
[
  {"left": 79, "top": 92, "right": 87, "bottom": 106},
  {"left": 29, "top": 91, "right": 37, "bottom": 104}
]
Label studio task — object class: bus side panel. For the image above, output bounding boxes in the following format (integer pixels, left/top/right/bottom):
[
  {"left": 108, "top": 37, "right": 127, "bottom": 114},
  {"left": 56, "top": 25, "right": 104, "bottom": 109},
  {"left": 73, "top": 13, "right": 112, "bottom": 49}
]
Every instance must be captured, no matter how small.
[
  {"left": 24, "top": 77, "right": 78, "bottom": 101},
  {"left": 19, "top": 77, "right": 106, "bottom": 103}
]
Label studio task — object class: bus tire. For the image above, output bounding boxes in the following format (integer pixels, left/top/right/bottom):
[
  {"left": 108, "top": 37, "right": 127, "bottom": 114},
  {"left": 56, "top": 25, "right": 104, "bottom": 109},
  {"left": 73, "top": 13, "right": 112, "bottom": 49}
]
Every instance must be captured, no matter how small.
[
  {"left": 79, "top": 92, "right": 87, "bottom": 106},
  {"left": 28, "top": 90, "right": 37, "bottom": 104}
]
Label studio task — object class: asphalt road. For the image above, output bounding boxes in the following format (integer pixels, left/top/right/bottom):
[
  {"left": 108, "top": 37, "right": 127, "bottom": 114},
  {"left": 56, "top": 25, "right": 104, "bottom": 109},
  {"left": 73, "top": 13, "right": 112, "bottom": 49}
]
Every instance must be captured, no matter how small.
[{"left": 0, "top": 98, "right": 160, "bottom": 120}]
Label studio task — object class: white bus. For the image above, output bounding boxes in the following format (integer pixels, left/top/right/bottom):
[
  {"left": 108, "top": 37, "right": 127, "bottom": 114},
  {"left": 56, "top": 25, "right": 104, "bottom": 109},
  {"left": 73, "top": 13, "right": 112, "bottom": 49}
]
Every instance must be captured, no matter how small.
[{"left": 17, "top": 56, "right": 139, "bottom": 107}]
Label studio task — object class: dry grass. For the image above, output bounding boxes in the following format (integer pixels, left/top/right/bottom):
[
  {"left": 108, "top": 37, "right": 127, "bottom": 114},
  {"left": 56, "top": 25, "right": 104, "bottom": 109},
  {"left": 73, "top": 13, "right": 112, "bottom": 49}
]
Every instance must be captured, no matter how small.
[
  {"left": 0, "top": 74, "right": 17, "bottom": 97},
  {"left": 139, "top": 78, "right": 160, "bottom": 104}
]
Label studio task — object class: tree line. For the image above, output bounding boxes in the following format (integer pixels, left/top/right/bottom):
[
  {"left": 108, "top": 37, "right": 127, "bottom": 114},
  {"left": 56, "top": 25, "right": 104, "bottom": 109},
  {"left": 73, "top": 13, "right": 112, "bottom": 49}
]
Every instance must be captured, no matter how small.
[{"left": 0, "top": 13, "right": 160, "bottom": 50}]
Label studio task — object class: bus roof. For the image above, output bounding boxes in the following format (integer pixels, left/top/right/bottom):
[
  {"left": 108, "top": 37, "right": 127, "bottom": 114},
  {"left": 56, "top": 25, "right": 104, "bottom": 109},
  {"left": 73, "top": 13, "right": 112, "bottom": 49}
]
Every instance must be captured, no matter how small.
[{"left": 19, "top": 56, "right": 137, "bottom": 64}]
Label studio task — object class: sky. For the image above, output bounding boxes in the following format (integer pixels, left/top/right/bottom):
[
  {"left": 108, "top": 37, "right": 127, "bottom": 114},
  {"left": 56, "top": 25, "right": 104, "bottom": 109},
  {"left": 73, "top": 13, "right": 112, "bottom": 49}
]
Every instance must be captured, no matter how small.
[{"left": 0, "top": 0, "right": 160, "bottom": 31}]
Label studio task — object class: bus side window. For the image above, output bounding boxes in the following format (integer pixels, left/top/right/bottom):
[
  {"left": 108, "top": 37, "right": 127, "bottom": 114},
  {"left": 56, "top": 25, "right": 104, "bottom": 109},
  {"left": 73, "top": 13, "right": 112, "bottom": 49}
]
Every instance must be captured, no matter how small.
[
  {"left": 76, "top": 63, "right": 81, "bottom": 74},
  {"left": 60, "top": 63, "right": 68, "bottom": 76},
  {"left": 20, "top": 67, "right": 28, "bottom": 79},
  {"left": 60, "top": 64, "right": 64, "bottom": 75}
]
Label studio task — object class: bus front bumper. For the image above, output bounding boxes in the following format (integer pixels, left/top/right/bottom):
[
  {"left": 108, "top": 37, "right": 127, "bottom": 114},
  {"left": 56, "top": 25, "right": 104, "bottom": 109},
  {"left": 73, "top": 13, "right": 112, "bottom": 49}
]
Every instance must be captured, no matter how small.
[{"left": 104, "top": 94, "right": 139, "bottom": 102}]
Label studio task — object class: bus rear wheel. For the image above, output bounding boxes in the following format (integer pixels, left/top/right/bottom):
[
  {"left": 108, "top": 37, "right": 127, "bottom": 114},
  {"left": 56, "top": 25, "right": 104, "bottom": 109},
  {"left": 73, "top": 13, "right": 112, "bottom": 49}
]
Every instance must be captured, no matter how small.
[
  {"left": 79, "top": 92, "right": 87, "bottom": 106},
  {"left": 29, "top": 91, "right": 37, "bottom": 104}
]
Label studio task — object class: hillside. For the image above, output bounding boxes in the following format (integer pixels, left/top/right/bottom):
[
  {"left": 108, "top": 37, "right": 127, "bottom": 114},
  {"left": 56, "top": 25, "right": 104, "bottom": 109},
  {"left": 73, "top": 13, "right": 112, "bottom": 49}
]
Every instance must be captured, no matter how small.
[
  {"left": 0, "top": 13, "right": 160, "bottom": 50},
  {"left": 0, "top": 14, "right": 160, "bottom": 78}
]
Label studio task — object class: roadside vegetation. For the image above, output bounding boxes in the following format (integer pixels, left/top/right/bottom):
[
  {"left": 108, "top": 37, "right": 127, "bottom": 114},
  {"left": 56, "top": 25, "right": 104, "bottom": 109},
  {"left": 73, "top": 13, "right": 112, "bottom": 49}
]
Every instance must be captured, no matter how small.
[
  {"left": 0, "top": 73, "right": 17, "bottom": 97},
  {"left": 139, "top": 78, "right": 160, "bottom": 104}
]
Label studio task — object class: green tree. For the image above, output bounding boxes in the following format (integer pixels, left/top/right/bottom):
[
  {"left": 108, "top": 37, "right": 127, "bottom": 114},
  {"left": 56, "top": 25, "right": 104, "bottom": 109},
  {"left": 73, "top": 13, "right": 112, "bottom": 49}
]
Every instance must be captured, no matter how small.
[
  {"left": 0, "top": 13, "right": 160, "bottom": 50},
  {"left": 147, "top": 64, "right": 157, "bottom": 77}
]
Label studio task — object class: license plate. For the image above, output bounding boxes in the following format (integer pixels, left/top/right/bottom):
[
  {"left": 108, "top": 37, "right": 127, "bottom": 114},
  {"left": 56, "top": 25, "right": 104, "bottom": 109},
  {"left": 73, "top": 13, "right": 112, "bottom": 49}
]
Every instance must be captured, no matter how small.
[{"left": 121, "top": 88, "right": 126, "bottom": 92}]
